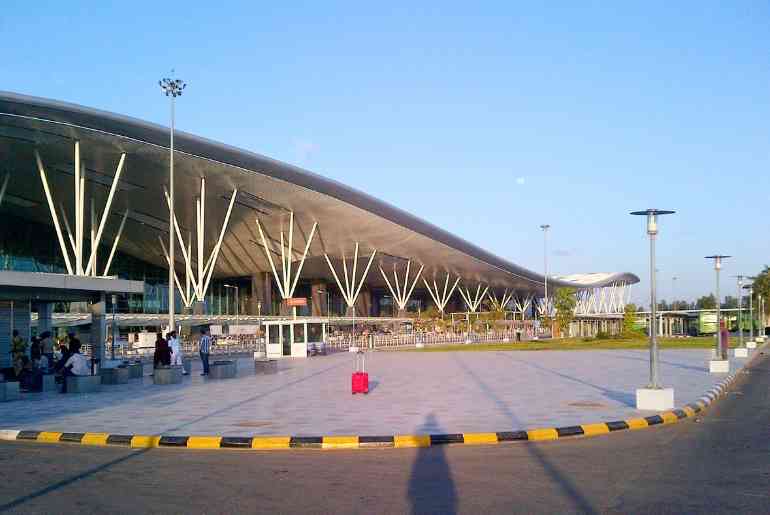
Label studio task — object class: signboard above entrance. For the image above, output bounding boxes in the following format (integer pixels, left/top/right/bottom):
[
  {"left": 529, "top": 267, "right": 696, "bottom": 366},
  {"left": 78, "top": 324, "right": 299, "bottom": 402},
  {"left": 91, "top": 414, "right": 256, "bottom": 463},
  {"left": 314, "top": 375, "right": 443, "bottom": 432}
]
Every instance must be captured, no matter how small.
[{"left": 285, "top": 298, "right": 307, "bottom": 307}]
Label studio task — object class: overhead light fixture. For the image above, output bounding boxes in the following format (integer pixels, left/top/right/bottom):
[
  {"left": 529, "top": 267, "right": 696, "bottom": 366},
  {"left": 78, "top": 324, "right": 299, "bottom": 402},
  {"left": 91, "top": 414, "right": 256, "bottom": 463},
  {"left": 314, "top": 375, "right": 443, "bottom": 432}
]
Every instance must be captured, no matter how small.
[
  {"left": 53, "top": 164, "right": 143, "bottom": 192},
  {"left": 2, "top": 194, "right": 39, "bottom": 208},
  {"left": 224, "top": 190, "right": 283, "bottom": 215}
]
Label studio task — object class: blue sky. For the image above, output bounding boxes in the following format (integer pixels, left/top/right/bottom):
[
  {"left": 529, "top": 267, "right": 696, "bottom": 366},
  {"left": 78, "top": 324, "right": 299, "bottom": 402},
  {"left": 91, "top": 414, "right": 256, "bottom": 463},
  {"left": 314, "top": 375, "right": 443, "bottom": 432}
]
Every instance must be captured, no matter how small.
[{"left": 3, "top": 2, "right": 769, "bottom": 303}]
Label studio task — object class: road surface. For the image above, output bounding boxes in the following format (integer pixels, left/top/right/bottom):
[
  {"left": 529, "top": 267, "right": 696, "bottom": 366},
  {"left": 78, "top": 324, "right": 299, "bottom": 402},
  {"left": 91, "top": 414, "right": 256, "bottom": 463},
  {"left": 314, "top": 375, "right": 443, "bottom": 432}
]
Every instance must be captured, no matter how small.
[{"left": 1, "top": 352, "right": 769, "bottom": 514}]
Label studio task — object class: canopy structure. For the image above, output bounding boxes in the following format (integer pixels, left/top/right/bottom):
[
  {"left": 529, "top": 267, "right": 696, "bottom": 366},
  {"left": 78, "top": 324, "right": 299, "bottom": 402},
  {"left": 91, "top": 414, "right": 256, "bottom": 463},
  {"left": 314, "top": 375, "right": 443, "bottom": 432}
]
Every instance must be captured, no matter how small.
[{"left": 0, "top": 91, "right": 639, "bottom": 315}]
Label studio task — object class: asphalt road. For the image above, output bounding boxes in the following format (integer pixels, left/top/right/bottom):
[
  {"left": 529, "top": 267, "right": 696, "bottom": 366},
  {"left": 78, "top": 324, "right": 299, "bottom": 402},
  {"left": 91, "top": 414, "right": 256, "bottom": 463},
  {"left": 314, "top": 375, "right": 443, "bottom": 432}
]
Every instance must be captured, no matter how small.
[{"left": 1, "top": 352, "right": 769, "bottom": 515}]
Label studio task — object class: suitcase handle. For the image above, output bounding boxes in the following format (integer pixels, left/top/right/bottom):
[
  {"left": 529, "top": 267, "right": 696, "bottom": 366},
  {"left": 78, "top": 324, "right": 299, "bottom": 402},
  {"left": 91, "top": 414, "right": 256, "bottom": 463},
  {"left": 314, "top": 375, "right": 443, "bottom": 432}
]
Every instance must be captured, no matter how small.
[{"left": 354, "top": 351, "right": 365, "bottom": 373}]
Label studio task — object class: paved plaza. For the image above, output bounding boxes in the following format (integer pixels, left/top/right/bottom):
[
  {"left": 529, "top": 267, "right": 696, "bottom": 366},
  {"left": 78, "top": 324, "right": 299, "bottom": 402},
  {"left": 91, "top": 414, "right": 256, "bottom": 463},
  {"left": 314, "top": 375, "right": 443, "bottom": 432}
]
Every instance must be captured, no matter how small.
[{"left": 0, "top": 349, "right": 751, "bottom": 436}]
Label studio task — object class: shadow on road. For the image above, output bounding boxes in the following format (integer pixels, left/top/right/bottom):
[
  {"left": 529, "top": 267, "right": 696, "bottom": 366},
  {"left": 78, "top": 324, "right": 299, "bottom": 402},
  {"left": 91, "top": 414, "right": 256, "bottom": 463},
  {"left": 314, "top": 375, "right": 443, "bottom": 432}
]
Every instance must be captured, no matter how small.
[
  {"left": 453, "top": 354, "right": 598, "bottom": 514},
  {"left": 497, "top": 353, "right": 636, "bottom": 407},
  {"left": 407, "top": 413, "right": 457, "bottom": 515}
]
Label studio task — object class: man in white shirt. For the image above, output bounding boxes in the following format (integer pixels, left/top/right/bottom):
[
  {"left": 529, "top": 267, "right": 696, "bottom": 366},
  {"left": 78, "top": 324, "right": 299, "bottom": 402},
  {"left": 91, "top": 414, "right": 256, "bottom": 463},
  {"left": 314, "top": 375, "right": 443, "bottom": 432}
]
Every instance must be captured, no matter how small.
[
  {"left": 61, "top": 342, "right": 91, "bottom": 393},
  {"left": 168, "top": 331, "right": 187, "bottom": 374}
]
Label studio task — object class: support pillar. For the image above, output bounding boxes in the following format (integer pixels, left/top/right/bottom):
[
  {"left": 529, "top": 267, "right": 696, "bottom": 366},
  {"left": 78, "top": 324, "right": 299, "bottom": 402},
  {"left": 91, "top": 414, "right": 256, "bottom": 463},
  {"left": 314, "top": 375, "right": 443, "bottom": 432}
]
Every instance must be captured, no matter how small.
[
  {"left": 354, "top": 288, "right": 372, "bottom": 317},
  {"left": 311, "top": 281, "right": 327, "bottom": 317},
  {"left": 252, "top": 272, "right": 272, "bottom": 316},
  {"left": 36, "top": 302, "right": 54, "bottom": 336},
  {"left": 90, "top": 293, "right": 107, "bottom": 362}
]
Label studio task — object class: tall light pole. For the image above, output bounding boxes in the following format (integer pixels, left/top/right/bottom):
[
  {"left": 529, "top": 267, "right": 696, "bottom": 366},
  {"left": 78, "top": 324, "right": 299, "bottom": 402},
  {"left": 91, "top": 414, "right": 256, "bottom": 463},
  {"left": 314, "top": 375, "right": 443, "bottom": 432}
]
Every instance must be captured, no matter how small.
[
  {"left": 705, "top": 255, "right": 730, "bottom": 369},
  {"left": 733, "top": 275, "right": 745, "bottom": 348},
  {"left": 224, "top": 284, "right": 239, "bottom": 327},
  {"left": 745, "top": 284, "right": 754, "bottom": 341},
  {"left": 159, "top": 75, "right": 186, "bottom": 333},
  {"left": 631, "top": 209, "right": 674, "bottom": 395},
  {"left": 539, "top": 224, "right": 550, "bottom": 319}
]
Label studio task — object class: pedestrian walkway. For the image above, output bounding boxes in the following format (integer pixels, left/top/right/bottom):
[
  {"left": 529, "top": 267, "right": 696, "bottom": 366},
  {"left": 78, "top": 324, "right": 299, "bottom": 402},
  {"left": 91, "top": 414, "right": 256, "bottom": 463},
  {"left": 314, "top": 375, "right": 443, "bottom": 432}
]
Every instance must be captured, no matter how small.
[{"left": 0, "top": 349, "right": 750, "bottom": 436}]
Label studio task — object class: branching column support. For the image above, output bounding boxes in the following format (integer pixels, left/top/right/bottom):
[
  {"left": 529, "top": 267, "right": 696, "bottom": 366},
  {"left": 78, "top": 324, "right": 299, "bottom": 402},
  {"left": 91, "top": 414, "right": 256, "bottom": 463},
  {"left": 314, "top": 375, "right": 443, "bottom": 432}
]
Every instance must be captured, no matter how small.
[
  {"left": 423, "top": 274, "right": 461, "bottom": 316},
  {"left": 458, "top": 283, "right": 489, "bottom": 313},
  {"left": 256, "top": 212, "right": 318, "bottom": 301},
  {"left": 324, "top": 243, "right": 377, "bottom": 314},
  {"left": 513, "top": 295, "right": 533, "bottom": 319},
  {"left": 487, "top": 289, "right": 513, "bottom": 312},
  {"left": 0, "top": 173, "right": 9, "bottom": 208},
  {"left": 159, "top": 235, "right": 191, "bottom": 308},
  {"left": 163, "top": 178, "right": 238, "bottom": 303},
  {"left": 35, "top": 142, "right": 126, "bottom": 277},
  {"left": 379, "top": 260, "right": 424, "bottom": 314}
]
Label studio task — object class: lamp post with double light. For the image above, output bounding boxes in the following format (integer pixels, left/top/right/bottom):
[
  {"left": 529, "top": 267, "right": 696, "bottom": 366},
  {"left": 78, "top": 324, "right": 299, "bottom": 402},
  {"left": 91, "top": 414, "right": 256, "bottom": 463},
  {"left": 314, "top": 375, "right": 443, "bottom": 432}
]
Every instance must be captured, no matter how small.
[
  {"left": 159, "top": 75, "right": 186, "bottom": 333},
  {"left": 630, "top": 209, "right": 675, "bottom": 410},
  {"left": 705, "top": 255, "right": 730, "bottom": 372}
]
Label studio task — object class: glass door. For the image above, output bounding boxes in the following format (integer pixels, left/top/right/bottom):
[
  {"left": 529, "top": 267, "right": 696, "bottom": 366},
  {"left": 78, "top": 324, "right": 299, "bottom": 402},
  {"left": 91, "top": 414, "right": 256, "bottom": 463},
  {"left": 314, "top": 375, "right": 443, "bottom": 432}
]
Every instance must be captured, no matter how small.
[{"left": 282, "top": 324, "right": 292, "bottom": 356}]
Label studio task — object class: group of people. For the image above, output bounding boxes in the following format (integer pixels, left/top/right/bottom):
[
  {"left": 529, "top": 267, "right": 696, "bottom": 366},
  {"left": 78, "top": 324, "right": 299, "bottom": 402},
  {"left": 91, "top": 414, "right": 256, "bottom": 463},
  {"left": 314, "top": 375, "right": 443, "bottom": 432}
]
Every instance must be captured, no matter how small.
[
  {"left": 152, "top": 330, "right": 188, "bottom": 374},
  {"left": 6, "top": 330, "right": 91, "bottom": 393},
  {"left": 153, "top": 328, "right": 212, "bottom": 376}
]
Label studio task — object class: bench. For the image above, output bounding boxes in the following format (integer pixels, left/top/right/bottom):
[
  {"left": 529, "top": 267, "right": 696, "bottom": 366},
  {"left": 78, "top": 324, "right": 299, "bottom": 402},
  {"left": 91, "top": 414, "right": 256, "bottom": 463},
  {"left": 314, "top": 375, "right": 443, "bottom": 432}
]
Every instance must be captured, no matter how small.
[
  {"left": 209, "top": 360, "right": 237, "bottom": 379},
  {"left": 101, "top": 367, "right": 130, "bottom": 385},
  {"left": 0, "top": 381, "right": 20, "bottom": 401},
  {"left": 65, "top": 375, "right": 102, "bottom": 393},
  {"left": 153, "top": 366, "right": 183, "bottom": 385},
  {"left": 254, "top": 359, "right": 278, "bottom": 374}
]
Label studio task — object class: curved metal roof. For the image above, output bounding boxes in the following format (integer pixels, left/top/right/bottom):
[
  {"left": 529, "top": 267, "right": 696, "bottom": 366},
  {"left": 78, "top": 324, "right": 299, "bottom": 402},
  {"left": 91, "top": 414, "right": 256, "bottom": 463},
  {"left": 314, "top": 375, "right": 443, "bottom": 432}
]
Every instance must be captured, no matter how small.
[{"left": 0, "top": 91, "right": 638, "bottom": 294}]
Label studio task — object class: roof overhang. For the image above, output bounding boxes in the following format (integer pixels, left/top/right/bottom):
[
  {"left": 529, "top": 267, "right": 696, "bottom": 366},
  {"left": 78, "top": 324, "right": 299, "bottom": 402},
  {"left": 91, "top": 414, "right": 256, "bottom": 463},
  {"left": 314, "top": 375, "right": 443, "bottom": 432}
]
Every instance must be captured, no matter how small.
[{"left": 0, "top": 271, "right": 144, "bottom": 302}]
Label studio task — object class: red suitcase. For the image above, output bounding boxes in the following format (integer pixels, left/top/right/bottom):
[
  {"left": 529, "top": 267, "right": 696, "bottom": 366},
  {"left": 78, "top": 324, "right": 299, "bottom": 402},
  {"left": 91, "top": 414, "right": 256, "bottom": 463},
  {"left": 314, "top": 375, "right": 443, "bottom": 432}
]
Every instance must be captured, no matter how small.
[{"left": 352, "top": 352, "right": 369, "bottom": 394}]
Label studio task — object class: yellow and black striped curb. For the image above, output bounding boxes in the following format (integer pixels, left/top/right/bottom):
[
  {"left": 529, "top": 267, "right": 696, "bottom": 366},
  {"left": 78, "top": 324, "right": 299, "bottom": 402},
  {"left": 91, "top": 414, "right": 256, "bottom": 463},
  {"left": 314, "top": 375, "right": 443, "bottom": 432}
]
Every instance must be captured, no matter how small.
[{"left": 0, "top": 347, "right": 761, "bottom": 451}]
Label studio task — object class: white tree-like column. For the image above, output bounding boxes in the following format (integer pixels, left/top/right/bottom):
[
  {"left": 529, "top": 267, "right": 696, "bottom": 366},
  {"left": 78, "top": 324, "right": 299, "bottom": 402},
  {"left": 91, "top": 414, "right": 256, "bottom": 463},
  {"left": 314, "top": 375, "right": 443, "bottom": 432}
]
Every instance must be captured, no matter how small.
[
  {"left": 255, "top": 212, "right": 317, "bottom": 303},
  {"left": 487, "top": 289, "right": 513, "bottom": 312},
  {"left": 379, "top": 260, "right": 424, "bottom": 315},
  {"left": 423, "top": 273, "right": 461, "bottom": 315},
  {"left": 35, "top": 142, "right": 126, "bottom": 276},
  {"left": 458, "top": 283, "right": 489, "bottom": 313},
  {"left": 162, "top": 178, "right": 238, "bottom": 307},
  {"left": 324, "top": 243, "right": 377, "bottom": 315}
]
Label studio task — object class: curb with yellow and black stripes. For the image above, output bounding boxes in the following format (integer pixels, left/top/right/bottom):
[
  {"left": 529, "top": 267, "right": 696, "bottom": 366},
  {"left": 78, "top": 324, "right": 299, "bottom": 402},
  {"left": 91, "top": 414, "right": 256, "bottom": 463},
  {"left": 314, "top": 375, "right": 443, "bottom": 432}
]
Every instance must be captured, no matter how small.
[{"left": 0, "top": 346, "right": 762, "bottom": 451}]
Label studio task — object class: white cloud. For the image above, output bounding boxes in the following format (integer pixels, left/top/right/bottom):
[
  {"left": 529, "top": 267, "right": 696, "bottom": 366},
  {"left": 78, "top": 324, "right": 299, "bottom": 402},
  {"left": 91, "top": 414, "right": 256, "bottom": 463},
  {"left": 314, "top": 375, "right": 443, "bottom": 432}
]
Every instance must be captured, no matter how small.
[{"left": 294, "top": 140, "right": 320, "bottom": 162}]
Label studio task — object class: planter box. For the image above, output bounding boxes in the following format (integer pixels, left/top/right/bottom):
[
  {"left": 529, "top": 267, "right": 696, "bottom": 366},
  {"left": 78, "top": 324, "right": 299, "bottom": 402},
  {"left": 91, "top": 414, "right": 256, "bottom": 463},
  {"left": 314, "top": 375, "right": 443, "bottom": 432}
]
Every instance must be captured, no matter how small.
[
  {"left": 0, "top": 381, "right": 20, "bottom": 402},
  {"left": 66, "top": 375, "right": 101, "bottom": 393},
  {"left": 128, "top": 362, "right": 144, "bottom": 379},
  {"left": 254, "top": 360, "right": 278, "bottom": 374},
  {"left": 210, "top": 360, "right": 237, "bottom": 379},
  {"left": 101, "top": 367, "right": 129, "bottom": 385},
  {"left": 153, "top": 366, "right": 183, "bottom": 385}
]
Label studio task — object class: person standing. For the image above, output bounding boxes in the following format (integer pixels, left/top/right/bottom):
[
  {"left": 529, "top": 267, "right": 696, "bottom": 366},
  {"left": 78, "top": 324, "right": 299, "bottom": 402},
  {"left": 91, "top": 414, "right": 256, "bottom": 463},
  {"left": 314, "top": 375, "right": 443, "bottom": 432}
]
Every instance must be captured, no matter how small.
[
  {"left": 40, "top": 331, "right": 55, "bottom": 365},
  {"left": 168, "top": 331, "right": 187, "bottom": 374},
  {"left": 153, "top": 332, "right": 171, "bottom": 368},
  {"left": 199, "top": 328, "right": 212, "bottom": 376}
]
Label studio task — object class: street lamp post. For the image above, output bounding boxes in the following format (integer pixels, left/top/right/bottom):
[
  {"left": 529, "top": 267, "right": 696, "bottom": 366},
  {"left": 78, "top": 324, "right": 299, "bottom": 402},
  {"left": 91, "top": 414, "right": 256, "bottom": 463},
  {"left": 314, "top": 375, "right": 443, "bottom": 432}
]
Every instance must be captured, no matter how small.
[
  {"left": 745, "top": 285, "right": 754, "bottom": 342},
  {"left": 539, "top": 224, "right": 550, "bottom": 320},
  {"left": 159, "top": 75, "right": 186, "bottom": 334},
  {"left": 631, "top": 209, "right": 675, "bottom": 410},
  {"left": 224, "top": 284, "right": 239, "bottom": 327},
  {"left": 733, "top": 275, "right": 745, "bottom": 348},
  {"left": 705, "top": 255, "right": 730, "bottom": 371}
]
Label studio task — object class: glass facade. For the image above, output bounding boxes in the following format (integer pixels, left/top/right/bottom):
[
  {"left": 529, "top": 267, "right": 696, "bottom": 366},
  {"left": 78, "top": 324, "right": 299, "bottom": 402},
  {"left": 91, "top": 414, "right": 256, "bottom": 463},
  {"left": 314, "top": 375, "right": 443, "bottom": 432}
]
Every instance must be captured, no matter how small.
[{"left": 0, "top": 214, "right": 255, "bottom": 314}]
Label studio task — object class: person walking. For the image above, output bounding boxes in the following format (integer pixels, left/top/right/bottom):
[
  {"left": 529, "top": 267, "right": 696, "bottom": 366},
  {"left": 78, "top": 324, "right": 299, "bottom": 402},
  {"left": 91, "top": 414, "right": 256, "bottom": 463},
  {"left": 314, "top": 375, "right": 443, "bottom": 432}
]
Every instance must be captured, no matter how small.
[
  {"left": 167, "top": 330, "right": 187, "bottom": 374},
  {"left": 199, "top": 328, "right": 212, "bottom": 376}
]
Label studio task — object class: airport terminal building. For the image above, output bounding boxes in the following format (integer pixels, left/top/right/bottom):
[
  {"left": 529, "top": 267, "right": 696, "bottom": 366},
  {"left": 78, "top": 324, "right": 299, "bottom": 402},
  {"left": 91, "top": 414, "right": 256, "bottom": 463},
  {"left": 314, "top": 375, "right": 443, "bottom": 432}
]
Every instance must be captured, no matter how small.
[{"left": 0, "top": 92, "right": 638, "bottom": 362}]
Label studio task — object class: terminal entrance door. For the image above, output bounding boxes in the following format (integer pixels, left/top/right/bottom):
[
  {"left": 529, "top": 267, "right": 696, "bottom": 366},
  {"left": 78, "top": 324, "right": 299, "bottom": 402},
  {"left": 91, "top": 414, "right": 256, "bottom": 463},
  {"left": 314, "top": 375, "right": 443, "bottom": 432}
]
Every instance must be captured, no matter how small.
[{"left": 281, "top": 325, "right": 292, "bottom": 356}]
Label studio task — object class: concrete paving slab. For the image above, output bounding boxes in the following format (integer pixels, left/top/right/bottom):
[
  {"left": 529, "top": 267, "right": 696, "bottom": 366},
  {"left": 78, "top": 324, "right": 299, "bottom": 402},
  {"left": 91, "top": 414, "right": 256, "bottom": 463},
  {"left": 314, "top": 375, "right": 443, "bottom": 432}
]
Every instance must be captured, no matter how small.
[{"left": 0, "top": 349, "right": 752, "bottom": 436}]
